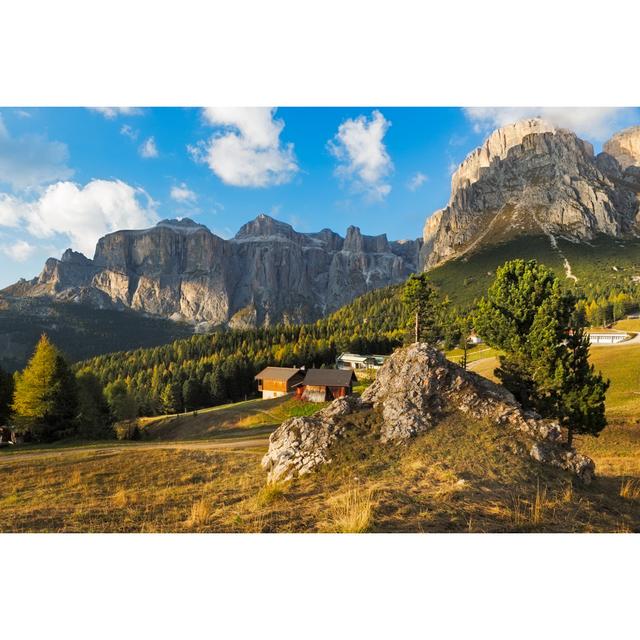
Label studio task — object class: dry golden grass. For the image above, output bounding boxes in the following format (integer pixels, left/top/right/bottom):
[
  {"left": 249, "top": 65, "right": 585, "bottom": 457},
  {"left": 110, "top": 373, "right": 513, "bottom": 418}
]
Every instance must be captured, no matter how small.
[
  {"left": 111, "top": 488, "right": 128, "bottom": 508},
  {"left": 69, "top": 469, "right": 82, "bottom": 487},
  {"left": 185, "top": 497, "right": 212, "bottom": 528},
  {"left": 2, "top": 409, "right": 640, "bottom": 532},
  {"left": 324, "top": 486, "right": 374, "bottom": 533},
  {"left": 620, "top": 478, "right": 640, "bottom": 500},
  {"left": 255, "top": 482, "right": 285, "bottom": 507},
  {"left": 142, "top": 396, "right": 326, "bottom": 441}
]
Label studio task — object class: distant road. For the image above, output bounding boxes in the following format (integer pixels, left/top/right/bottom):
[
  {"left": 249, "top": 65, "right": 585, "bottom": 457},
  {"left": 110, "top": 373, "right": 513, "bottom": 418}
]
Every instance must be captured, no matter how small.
[
  {"left": 590, "top": 332, "right": 640, "bottom": 347},
  {"left": 0, "top": 436, "right": 269, "bottom": 465}
]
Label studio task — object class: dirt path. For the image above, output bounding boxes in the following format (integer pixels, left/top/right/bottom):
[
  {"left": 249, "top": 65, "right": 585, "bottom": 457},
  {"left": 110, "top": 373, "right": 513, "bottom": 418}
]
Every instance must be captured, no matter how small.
[
  {"left": 563, "top": 257, "right": 578, "bottom": 282},
  {"left": 0, "top": 436, "right": 270, "bottom": 465}
]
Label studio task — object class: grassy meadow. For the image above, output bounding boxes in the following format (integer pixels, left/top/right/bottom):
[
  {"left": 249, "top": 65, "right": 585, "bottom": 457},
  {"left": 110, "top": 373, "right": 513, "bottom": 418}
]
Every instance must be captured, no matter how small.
[
  {"left": 2, "top": 342, "right": 640, "bottom": 533},
  {"left": 2, "top": 409, "right": 639, "bottom": 533}
]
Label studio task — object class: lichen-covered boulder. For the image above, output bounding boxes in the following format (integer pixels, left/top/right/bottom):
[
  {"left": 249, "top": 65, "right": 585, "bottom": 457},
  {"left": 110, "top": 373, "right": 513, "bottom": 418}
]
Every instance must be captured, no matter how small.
[
  {"left": 261, "top": 396, "right": 362, "bottom": 482},
  {"left": 262, "top": 343, "right": 596, "bottom": 484}
]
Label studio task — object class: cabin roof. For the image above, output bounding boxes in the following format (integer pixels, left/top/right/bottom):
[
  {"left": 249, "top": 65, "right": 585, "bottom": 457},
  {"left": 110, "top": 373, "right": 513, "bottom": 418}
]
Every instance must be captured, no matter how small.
[
  {"left": 302, "top": 368, "right": 357, "bottom": 387},
  {"left": 254, "top": 366, "right": 303, "bottom": 381}
]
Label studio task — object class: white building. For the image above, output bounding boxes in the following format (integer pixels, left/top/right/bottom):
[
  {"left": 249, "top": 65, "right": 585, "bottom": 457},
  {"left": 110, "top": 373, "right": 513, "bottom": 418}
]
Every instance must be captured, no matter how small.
[
  {"left": 587, "top": 331, "right": 629, "bottom": 345},
  {"left": 336, "top": 353, "right": 387, "bottom": 370},
  {"left": 468, "top": 332, "right": 483, "bottom": 345}
]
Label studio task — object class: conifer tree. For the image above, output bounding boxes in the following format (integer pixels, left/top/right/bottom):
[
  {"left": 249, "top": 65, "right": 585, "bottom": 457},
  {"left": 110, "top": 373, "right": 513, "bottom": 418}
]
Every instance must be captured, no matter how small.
[
  {"left": 12, "top": 334, "right": 79, "bottom": 440},
  {"left": 160, "top": 382, "right": 182, "bottom": 414},
  {"left": 76, "top": 369, "right": 112, "bottom": 438},
  {"left": 402, "top": 273, "right": 441, "bottom": 343},
  {"left": 182, "top": 378, "right": 203, "bottom": 411},
  {"left": 105, "top": 380, "right": 139, "bottom": 421},
  {"left": 475, "top": 259, "right": 609, "bottom": 445},
  {"left": 0, "top": 365, "right": 14, "bottom": 424}
]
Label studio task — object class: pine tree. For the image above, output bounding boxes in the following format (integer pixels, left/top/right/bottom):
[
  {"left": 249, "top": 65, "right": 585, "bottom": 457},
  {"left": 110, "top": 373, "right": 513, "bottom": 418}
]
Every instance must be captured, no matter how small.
[
  {"left": 160, "top": 382, "right": 182, "bottom": 414},
  {"left": 105, "top": 380, "right": 138, "bottom": 421},
  {"left": 12, "top": 334, "right": 79, "bottom": 440},
  {"left": 0, "top": 365, "right": 14, "bottom": 424},
  {"left": 557, "top": 328, "right": 609, "bottom": 447},
  {"left": 76, "top": 369, "right": 113, "bottom": 438},
  {"left": 209, "top": 368, "right": 226, "bottom": 405},
  {"left": 401, "top": 273, "right": 441, "bottom": 343},
  {"left": 475, "top": 259, "right": 609, "bottom": 445},
  {"left": 182, "top": 378, "right": 203, "bottom": 411}
]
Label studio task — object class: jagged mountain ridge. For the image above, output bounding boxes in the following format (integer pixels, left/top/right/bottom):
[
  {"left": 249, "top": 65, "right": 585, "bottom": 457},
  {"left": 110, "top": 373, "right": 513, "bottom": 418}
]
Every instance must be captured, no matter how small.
[
  {"left": 3, "top": 214, "right": 422, "bottom": 326},
  {"left": 421, "top": 119, "right": 640, "bottom": 270}
]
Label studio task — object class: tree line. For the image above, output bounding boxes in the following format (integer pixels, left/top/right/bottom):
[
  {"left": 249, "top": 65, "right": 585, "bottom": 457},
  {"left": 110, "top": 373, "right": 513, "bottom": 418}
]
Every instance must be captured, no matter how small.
[
  {"left": 0, "top": 335, "right": 113, "bottom": 441},
  {"left": 0, "top": 260, "right": 614, "bottom": 445},
  {"left": 0, "top": 286, "right": 410, "bottom": 440}
]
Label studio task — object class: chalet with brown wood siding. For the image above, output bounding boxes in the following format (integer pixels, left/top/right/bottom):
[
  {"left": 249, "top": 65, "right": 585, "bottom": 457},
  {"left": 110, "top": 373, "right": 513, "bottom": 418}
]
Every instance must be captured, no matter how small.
[
  {"left": 297, "top": 369, "right": 357, "bottom": 402},
  {"left": 254, "top": 367, "right": 305, "bottom": 399}
]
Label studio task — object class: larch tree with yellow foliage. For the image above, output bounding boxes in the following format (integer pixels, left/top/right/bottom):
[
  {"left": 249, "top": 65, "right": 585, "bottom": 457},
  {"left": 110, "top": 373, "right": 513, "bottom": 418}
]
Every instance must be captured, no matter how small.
[{"left": 12, "top": 334, "right": 78, "bottom": 441}]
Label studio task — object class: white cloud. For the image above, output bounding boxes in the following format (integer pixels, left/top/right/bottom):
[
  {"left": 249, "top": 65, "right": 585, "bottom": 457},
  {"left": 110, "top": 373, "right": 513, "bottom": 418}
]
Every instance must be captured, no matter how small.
[
  {"left": 1, "top": 239, "right": 35, "bottom": 262},
  {"left": 170, "top": 183, "right": 197, "bottom": 203},
  {"left": 463, "top": 107, "right": 637, "bottom": 142},
  {"left": 0, "top": 113, "right": 73, "bottom": 190},
  {"left": 192, "top": 107, "right": 298, "bottom": 187},
  {"left": 120, "top": 124, "right": 139, "bottom": 141},
  {"left": 90, "top": 107, "right": 143, "bottom": 119},
  {"left": 0, "top": 180, "right": 158, "bottom": 256},
  {"left": 407, "top": 171, "right": 428, "bottom": 191},
  {"left": 328, "top": 110, "right": 393, "bottom": 201},
  {"left": 139, "top": 136, "right": 158, "bottom": 158},
  {"left": 0, "top": 193, "right": 23, "bottom": 227}
]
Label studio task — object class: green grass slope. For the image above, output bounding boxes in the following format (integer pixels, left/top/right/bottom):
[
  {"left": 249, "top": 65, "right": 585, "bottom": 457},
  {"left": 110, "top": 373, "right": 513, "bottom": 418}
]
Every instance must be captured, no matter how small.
[{"left": 141, "top": 396, "right": 327, "bottom": 441}]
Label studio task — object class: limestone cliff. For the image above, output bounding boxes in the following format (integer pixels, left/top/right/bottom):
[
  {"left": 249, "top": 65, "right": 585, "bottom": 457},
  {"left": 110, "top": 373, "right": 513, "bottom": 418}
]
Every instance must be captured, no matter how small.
[
  {"left": 603, "top": 126, "right": 640, "bottom": 170},
  {"left": 4, "top": 215, "right": 422, "bottom": 326},
  {"left": 421, "top": 118, "right": 640, "bottom": 269}
]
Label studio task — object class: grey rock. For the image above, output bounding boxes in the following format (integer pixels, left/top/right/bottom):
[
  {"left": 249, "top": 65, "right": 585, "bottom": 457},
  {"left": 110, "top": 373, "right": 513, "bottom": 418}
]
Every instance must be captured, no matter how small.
[
  {"left": 421, "top": 119, "right": 640, "bottom": 269},
  {"left": 3, "top": 214, "right": 422, "bottom": 326},
  {"left": 262, "top": 343, "right": 596, "bottom": 483},
  {"left": 603, "top": 126, "right": 640, "bottom": 170}
]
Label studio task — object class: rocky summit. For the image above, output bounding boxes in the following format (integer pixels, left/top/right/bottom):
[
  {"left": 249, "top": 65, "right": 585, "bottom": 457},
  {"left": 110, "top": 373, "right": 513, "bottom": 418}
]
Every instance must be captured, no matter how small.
[
  {"left": 420, "top": 119, "right": 640, "bottom": 269},
  {"left": 2, "top": 214, "right": 422, "bottom": 327},
  {"left": 262, "top": 343, "right": 595, "bottom": 483}
]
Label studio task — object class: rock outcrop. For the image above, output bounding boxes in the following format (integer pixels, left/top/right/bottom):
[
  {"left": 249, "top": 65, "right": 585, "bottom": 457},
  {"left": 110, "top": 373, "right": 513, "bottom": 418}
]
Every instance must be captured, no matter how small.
[
  {"left": 3, "top": 215, "right": 422, "bottom": 326},
  {"left": 262, "top": 343, "right": 595, "bottom": 483},
  {"left": 603, "top": 126, "right": 640, "bottom": 170},
  {"left": 421, "top": 118, "right": 640, "bottom": 269},
  {"left": 450, "top": 118, "right": 557, "bottom": 194}
]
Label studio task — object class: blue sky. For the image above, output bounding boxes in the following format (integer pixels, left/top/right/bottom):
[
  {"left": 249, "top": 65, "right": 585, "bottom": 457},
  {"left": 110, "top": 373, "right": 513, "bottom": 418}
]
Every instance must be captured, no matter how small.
[{"left": 1, "top": 106, "right": 639, "bottom": 288}]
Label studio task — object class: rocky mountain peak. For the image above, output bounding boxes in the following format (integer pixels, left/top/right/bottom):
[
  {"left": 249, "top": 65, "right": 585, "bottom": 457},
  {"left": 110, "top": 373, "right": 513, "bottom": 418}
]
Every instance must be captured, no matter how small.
[
  {"left": 156, "top": 218, "right": 209, "bottom": 233},
  {"left": 603, "top": 126, "right": 640, "bottom": 170},
  {"left": 60, "top": 248, "right": 92, "bottom": 265},
  {"left": 450, "top": 117, "right": 556, "bottom": 194},
  {"left": 344, "top": 225, "right": 390, "bottom": 253},
  {"left": 234, "top": 213, "right": 297, "bottom": 241},
  {"left": 5, "top": 212, "right": 420, "bottom": 327},
  {"left": 420, "top": 120, "right": 640, "bottom": 269}
]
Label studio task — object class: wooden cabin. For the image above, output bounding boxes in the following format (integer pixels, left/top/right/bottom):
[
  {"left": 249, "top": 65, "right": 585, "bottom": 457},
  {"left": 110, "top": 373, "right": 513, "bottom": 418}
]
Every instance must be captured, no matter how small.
[
  {"left": 254, "top": 367, "right": 305, "bottom": 399},
  {"left": 298, "top": 369, "right": 357, "bottom": 402}
]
